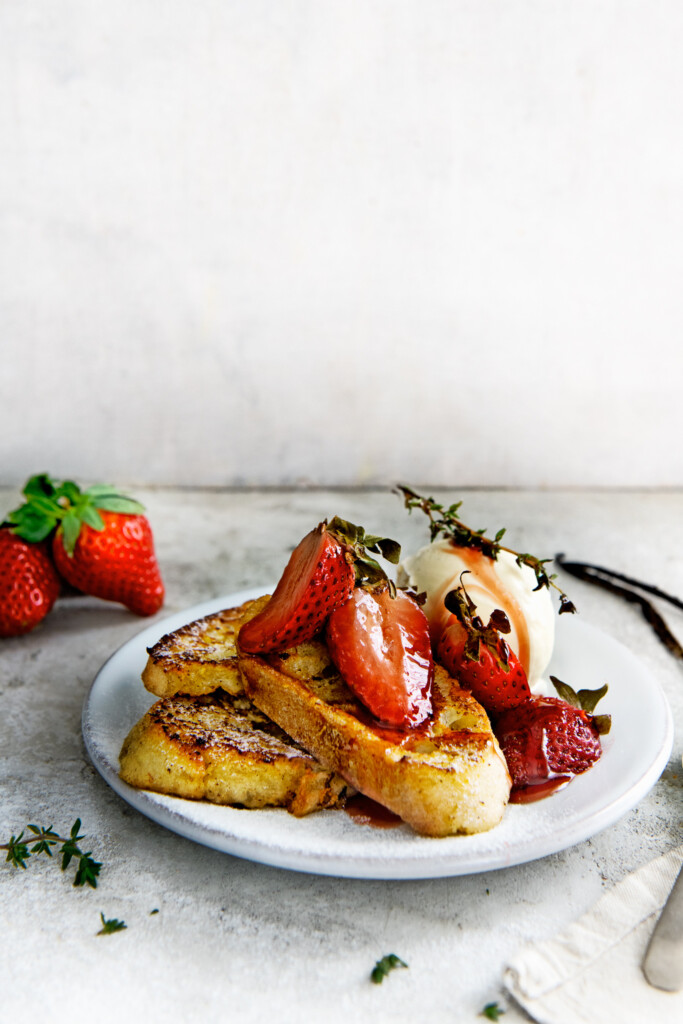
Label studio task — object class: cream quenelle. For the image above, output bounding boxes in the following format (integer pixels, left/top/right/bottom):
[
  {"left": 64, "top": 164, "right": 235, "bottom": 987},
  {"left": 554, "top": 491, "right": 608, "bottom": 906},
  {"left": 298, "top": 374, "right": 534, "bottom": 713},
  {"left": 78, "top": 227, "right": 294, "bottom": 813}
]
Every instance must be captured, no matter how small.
[{"left": 398, "top": 539, "right": 555, "bottom": 688}]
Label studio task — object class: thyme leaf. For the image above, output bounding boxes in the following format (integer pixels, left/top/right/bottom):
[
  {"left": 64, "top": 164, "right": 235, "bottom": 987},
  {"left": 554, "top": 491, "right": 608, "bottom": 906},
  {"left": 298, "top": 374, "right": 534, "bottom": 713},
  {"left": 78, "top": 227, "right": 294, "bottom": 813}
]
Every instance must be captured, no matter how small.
[
  {"left": 370, "top": 953, "right": 408, "bottom": 984},
  {"left": 97, "top": 913, "right": 127, "bottom": 935},
  {"left": 397, "top": 486, "right": 575, "bottom": 615},
  {"left": 480, "top": 1003, "right": 506, "bottom": 1021},
  {"left": 1, "top": 820, "right": 102, "bottom": 888}
]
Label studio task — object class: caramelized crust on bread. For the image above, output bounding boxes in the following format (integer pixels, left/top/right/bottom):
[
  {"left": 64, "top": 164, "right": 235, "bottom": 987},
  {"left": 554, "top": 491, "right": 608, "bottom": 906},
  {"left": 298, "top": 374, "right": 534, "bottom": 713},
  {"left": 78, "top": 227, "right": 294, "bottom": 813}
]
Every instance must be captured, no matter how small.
[
  {"left": 142, "top": 596, "right": 270, "bottom": 698},
  {"left": 119, "top": 689, "right": 350, "bottom": 815},
  {"left": 239, "top": 642, "right": 511, "bottom": 836}
]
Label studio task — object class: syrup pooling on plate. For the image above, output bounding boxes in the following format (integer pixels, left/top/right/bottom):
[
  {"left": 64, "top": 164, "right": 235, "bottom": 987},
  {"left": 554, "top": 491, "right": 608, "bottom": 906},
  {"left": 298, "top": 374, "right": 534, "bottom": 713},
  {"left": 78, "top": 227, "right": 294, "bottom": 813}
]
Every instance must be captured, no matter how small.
[{"left": 344, "top": 794, "right": 403, "bottom": 828}]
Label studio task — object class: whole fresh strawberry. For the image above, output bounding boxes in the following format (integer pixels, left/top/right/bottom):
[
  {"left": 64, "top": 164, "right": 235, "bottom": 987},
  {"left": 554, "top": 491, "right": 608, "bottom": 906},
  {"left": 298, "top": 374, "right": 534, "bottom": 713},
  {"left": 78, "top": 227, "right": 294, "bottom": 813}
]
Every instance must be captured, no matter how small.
[
  {"left": 0, "top": 527, "right": 61, "bottom": 636},
  {"left": 326, "top": 585, "right": 434, "bottom": 728},
  {"left": 436, "top": 576, "right": 531, "bottom": 713},
  {"left": 494, "top": 677, "right": 611, "bottom": 800},
  {"left": 8, "top": 474, "right": 164, "bottom": 617},
  {"left": 238, "top": 516, "right": 400, "bottom": 654}
]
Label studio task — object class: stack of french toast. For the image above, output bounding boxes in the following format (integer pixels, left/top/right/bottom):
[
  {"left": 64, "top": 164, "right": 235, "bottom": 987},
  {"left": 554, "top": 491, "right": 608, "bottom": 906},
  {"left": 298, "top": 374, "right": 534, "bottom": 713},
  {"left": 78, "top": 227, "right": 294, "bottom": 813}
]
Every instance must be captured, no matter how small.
[{"left": 119, "top": 519, "right": 513, "bottom": 838}]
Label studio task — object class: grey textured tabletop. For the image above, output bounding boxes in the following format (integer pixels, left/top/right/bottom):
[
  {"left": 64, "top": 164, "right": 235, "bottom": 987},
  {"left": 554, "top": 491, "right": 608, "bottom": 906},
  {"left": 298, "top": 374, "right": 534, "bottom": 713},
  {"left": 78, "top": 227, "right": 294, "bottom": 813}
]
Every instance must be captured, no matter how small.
[{"left": 2, "top": 488, "right": 682, "bottom": 1024}]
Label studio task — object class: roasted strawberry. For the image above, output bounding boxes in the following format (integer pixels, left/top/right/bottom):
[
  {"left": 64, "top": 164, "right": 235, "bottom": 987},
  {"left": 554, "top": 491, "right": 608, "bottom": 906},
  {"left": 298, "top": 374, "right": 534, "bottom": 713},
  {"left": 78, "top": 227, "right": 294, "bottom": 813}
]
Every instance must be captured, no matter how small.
[
  {"left": 326, "top": 587, "right": 433, "bottom": 728},
  {"left": 239, "top": 524, "right": 354, "bottom": 653},
  {"left": 436, "top": 578, "right": 531, "bottom": 713},
  {"left": 238, "top": 517, "right": 400, "bottom": 654},
  {"left": 494, "top": 678, "right": 611, "bottom": 801},
  {"left": 8, "top": 474, "right": 164, "bottom": 617},
  {"left": 0, "top": 527, "right": 61, "bottom": 637}
]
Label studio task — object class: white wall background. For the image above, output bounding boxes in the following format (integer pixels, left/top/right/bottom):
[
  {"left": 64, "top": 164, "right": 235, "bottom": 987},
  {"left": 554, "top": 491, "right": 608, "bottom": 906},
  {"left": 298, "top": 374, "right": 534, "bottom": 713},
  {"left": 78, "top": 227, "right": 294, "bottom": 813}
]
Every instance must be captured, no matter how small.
[{"left": 1, "top": 1, "right": 682, "bottom": 488}]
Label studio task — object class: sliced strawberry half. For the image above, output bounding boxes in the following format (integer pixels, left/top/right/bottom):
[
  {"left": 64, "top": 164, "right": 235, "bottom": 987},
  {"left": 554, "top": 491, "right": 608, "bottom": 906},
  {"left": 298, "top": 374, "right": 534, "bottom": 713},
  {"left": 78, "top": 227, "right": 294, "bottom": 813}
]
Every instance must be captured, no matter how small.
[
  {"left": 238, "top": 524, "right": 354, "bottom": 653},
  {"left": 326, "top": 587, "right": 434, "bottom": 728},
  {"left": 238, "top": 517, "right": 401, "bottom": 654}
]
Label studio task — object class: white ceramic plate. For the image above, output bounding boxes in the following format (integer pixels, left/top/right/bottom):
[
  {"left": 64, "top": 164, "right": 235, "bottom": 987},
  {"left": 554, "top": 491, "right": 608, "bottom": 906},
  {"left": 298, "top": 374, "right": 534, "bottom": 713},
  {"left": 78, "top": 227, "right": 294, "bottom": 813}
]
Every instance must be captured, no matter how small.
[{"left": 82, "top": 587, "right": 673, "bottom": 879}]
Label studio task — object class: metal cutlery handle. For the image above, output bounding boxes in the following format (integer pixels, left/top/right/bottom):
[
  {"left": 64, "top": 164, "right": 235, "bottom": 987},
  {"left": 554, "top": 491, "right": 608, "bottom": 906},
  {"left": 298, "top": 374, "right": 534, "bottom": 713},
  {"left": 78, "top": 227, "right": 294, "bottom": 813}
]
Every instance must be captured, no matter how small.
[{"left": 643, "top": 861, "right": 683, "bottom": 991}]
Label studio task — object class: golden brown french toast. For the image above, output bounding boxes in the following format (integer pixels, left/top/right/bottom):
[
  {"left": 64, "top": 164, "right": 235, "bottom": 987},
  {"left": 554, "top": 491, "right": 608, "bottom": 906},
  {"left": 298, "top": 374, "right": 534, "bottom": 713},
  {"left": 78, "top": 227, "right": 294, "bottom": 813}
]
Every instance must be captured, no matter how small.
[
  {"left": 132, "top": 593, "right": 510, "bottom": 835},
  {"left": 119, "top": 689, "right": 351, "bottom": 815},
  {"left": 238, "top": 641, "right": 511, "bottom": 837},
  {"left": 142, "top": 595, "right": 270, "bottom": 698}
]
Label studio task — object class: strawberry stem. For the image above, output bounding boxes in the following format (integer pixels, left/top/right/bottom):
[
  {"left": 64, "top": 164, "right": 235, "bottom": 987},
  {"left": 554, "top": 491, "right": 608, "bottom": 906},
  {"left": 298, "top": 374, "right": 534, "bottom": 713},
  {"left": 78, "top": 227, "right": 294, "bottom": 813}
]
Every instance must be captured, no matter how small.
[
  {"left": 326, "top": 516, "right": 401, "bottom": 595},
  {"left": 444, "top": 574, "right": 513, "bottom": 670},
  {"left": 7, "top": 474, "right": 145, "bottom": 555}
]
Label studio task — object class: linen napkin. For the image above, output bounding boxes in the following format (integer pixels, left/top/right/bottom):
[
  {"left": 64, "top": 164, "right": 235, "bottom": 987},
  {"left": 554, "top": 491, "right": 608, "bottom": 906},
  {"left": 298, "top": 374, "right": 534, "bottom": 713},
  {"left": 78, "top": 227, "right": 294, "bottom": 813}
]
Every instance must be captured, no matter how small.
[{"left": 504, "top": 844, "right": 683, "bottom": 1024}]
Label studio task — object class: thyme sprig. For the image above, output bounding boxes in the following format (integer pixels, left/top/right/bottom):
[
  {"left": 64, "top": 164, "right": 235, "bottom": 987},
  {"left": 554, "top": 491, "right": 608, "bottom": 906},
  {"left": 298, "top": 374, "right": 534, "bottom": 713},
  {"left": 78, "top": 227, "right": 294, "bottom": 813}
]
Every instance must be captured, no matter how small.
[
  {"left": 397, "top": 486, "right": 576, "bottom": 615},
  {"left": 370, "top": 953, "right": 408, "bottom": 984},
  {"left": 480, "top": 1003, "right": 506, "bottom": 1021},
  {"left": 2, "top": 818, "right": 102, "bottom": 888},
  {"left": 97, "top": 913, "right": 126, "bottom": 935}
]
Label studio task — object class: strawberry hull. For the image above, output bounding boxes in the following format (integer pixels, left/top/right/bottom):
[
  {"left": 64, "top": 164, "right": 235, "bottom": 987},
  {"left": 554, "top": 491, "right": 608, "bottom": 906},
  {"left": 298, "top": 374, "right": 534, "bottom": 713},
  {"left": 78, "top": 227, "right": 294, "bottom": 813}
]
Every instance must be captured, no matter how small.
[{"left": 52, "top": 513, "right": 164, "bottom": 617}]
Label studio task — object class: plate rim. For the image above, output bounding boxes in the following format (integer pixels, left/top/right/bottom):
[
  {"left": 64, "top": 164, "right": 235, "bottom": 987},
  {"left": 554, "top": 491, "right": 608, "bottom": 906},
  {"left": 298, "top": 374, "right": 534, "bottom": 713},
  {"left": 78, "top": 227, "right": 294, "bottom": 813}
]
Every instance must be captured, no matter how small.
[{"left": 82, "top": 588, "right": 674, "bottom": 880}]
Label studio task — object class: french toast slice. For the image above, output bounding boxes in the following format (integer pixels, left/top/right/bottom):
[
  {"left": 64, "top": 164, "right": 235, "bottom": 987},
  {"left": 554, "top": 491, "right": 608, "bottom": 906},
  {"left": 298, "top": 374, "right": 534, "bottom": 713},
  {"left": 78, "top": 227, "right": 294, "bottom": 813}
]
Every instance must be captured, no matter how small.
[
  {"left": 239, "top": 642, "right": 511, "bottom": 837},
  {"left": 142, "top": 595, "right": 270, "bottom": 698},
  {"left": 119, "top": 689, "right": 351, "bottom": 816}
]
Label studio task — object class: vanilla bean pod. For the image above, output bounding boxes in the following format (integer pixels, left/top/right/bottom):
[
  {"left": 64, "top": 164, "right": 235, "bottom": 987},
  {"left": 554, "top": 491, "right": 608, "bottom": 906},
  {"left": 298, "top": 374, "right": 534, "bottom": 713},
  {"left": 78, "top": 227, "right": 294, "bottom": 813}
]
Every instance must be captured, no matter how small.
[{"left": 555, "top": 554, "right": 683, "bottom": 659}]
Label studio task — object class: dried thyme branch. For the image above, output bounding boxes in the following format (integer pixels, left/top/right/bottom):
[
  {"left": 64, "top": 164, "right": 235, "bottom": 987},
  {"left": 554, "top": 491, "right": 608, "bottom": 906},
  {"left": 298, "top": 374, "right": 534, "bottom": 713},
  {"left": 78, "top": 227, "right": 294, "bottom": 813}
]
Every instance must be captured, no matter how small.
[{"left": 397, "top": 486, "right": 576, "bottom": 614}]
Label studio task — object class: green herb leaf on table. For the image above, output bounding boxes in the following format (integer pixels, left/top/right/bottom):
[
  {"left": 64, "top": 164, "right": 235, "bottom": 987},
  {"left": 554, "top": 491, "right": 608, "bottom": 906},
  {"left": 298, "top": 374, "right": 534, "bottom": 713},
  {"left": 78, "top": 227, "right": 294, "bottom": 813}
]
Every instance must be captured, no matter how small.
[
  {"left": 1, "top": 820, "right": 102, "bottom": 888},
  {"left": 480, "top": 1002, "right": 505, "bottom": 1021},
  {"left": 370, "top": 953, "right": 408, "bottom": 984},
  {"left": 97, "top": 913, "right": 127, "bottom": 935}
]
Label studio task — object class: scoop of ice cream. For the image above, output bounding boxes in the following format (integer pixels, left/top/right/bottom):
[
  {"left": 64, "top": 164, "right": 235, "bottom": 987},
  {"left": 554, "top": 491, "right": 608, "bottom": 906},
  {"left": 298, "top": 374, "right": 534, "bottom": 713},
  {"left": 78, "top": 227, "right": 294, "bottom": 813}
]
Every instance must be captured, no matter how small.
[{"left": 398, "top": 539, "right": 555, "bottom": 687}]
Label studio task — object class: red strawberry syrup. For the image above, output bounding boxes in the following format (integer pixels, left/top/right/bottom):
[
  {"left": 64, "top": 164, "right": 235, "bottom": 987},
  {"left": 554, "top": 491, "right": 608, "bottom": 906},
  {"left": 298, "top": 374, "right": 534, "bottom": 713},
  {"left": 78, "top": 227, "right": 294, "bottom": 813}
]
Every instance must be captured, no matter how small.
[
  {"left": 508, "top": 776, "right": 571, "bottom": 803},
  {"left": 344, "top": 794, "right": 403, "bottom": 828}
]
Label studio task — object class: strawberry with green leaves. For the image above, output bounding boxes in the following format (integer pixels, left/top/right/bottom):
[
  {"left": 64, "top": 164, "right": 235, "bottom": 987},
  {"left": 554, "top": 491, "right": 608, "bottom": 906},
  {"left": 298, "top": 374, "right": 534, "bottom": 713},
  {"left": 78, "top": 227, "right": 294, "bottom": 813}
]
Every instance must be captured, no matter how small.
[
  {"left": 238, "top": 516, "right": 434, "bottom": 728},
  {"left": 0, "top": 528, "right": 61, "bottom": 637},
  {"left": 436, "top": 574, "right": 531, "bottom": 714},
  {"left": 8, "top": 474, "right": 164, "bottom": 617},
  {"left": 238, "top": 516, "right": 400, "bottom": 654},
  {"left": 494, "top": 677, "right": 611, "bottom": 800}
]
